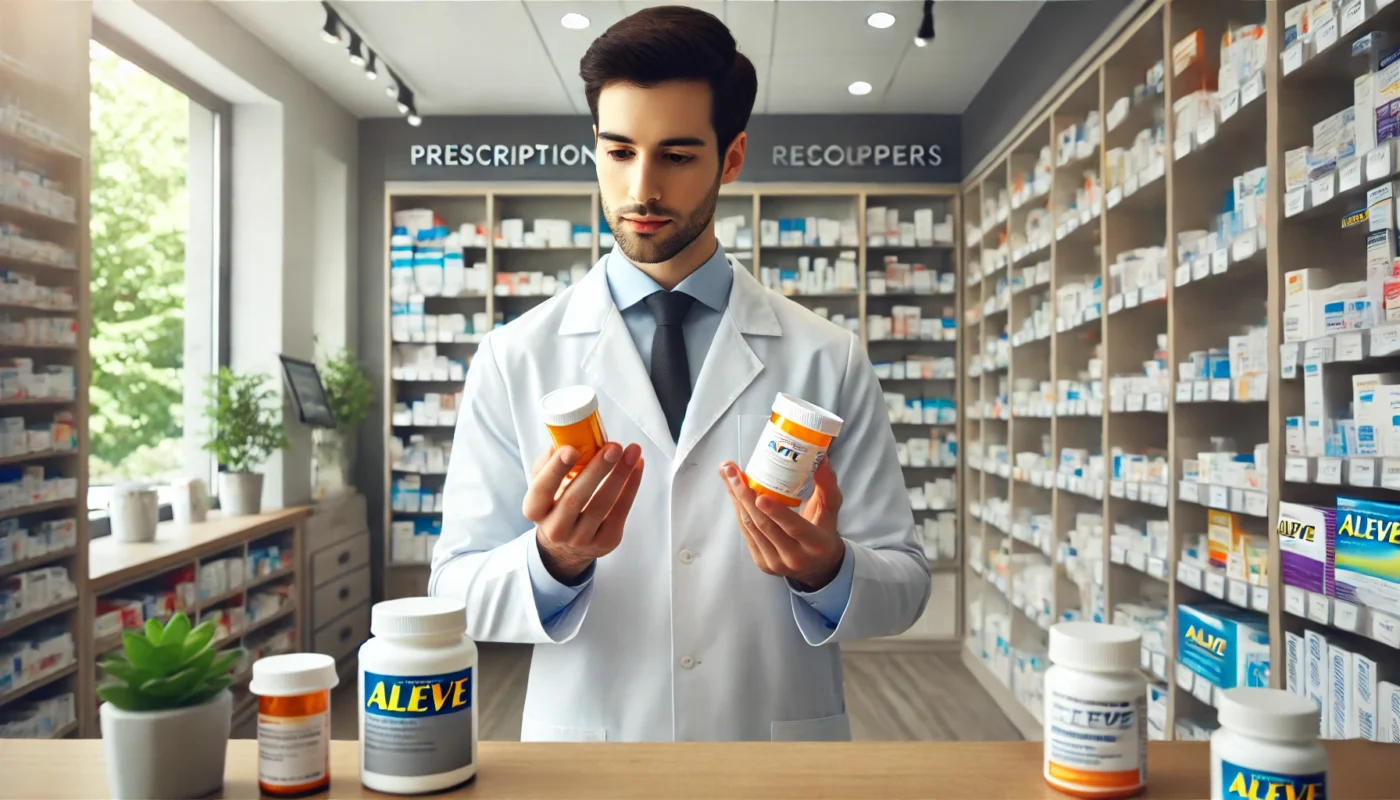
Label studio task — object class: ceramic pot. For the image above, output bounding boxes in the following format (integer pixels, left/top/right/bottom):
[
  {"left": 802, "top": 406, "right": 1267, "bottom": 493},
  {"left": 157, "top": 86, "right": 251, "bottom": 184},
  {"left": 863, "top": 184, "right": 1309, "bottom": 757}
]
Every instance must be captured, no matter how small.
[
  {"left": 217, "top": 472, "right": 263, "bottom": 517},
  {"left": 100, "top": 690, "right": 232, "bottom": 800},
  {"left": 110, "top": 484, "right": 158, "bottom": 543}
]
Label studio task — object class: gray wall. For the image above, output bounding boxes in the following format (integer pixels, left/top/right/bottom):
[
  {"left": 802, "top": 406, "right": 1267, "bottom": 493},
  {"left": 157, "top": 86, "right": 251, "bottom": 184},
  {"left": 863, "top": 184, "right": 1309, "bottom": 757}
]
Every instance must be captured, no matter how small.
[
  {"left": 960, "top": 0, "right": 1136, "bottom": 174},
  {"left": 355, "top": 113, "right": 959, "bottom": 589}
]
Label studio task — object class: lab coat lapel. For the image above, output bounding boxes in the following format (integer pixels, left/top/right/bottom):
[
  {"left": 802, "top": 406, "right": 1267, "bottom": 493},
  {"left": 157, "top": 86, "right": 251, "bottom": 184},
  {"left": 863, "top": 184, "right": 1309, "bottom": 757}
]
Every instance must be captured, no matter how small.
[
  {"left": 562, "top": 263, "right": 677, "bottom": 459},
  {"left": 674, "top": 264, "right": 782, "bottom": 465}
]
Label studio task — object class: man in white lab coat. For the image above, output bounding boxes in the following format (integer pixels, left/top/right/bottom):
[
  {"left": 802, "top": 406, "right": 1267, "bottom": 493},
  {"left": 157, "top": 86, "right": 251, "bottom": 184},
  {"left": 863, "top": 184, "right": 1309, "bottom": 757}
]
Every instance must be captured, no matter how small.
[{"left": 430, "top": 5, "right": 931, "bottom": 742}]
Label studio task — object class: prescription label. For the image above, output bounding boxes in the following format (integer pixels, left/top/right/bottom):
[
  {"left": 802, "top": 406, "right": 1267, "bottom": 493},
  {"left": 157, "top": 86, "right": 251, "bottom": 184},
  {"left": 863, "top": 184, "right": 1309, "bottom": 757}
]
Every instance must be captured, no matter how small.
[
  {"left": 1044, "top": 688, "right": 1146, "bottom": 792},
  {"left": 1218, "top": 761, "right": 1326, "bottom": 800},
  {"left": 258, "top": 712, "right": 329, "bottom": 787},
  {"left": 363, "top": 667, "right": 474, "bottom": 777},
  {"left": 745, "top": 420, "right": 828, "bottom": 500}
]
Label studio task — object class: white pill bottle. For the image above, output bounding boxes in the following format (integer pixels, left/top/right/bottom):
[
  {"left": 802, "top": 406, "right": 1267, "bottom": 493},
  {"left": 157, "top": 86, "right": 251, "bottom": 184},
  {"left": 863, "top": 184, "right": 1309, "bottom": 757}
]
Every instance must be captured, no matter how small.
[
  {"left": 359, "top": 597, "right": 478, "bottom": 793},
  {"left": 1211, "top": 688, "right": 1327, "bottom": 800},
  {"left": 1043, "top": 621, "right": 1147, "bottom": 799}
]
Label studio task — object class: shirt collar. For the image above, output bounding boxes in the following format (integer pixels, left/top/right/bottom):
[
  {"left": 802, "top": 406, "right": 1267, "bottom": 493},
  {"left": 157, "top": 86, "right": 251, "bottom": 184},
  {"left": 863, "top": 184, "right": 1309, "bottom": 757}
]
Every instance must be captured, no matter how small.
[{"left": 605, "top": 242, "right": 733, "bottom": 314}]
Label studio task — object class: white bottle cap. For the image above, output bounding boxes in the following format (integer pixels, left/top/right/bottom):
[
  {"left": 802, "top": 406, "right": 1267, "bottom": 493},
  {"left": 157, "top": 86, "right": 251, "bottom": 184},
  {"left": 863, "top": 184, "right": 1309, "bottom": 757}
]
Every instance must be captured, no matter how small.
[
  {"left": 1217, "top": 688, "right": 1321, "bottom": 742},
  {"left": 1049, "top": 621, "right": 1141, "bottom": 672},
  {"left": 248, "top": 653, "right": 338, "bottom": 697},
  {"left": 540, "top": 385, "right": 599, "bottom": 427},
  {"left": 372, "top": 597, "right": 466, "bottom": 638},
  {"left": 772, "top": 393, "right": 844, "bottom": 437}
]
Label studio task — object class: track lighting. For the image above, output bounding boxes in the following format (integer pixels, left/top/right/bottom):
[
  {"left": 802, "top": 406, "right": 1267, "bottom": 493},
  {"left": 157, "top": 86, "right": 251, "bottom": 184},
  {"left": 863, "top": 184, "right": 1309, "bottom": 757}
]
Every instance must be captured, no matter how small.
[
  {"left": 365, "top": 52, "right": 378, "bottom": 80},
  {"left": 385, "top": 71, "right": 399, "bottom": 98},
  {"left": 915, "top": 0, "right": 934, "bottom": 47},
  {"left": 320, "top": 2, "right": 341, "bottom": 44},
  {"left": 348, "top": 31, "right": 366, "bottom": 66},
  {"left": 407, "top": 108, "right": 422, "bottom": 127},
  {"left": 396, "top": 85, "right": 414, "bottom": 116}
]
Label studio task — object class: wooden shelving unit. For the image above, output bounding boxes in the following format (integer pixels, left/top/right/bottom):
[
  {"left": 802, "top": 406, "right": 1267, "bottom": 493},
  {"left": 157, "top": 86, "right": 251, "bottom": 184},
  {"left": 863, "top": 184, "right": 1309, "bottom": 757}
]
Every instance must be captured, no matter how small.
[
  {"left": 958, "top": 0, "right": 1331, "bottom": 741},
  {"left": 0, "top": 1, "right": 91, "bottom": 743},
  {"left": 382, "top": 181, "right": 962, "bottom": 643}
]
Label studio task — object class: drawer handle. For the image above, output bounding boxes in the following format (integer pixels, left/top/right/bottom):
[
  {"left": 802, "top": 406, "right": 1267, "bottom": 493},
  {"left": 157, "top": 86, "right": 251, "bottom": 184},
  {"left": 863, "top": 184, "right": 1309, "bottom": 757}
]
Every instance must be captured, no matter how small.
[
  {"left": 338, "top": 586, "right": 351, "bottom": 601},
  {"left": 337, "top": 550, "right": 351, "bottom": 565},
  {"left": 339, "top": 626, "right": 352, "bottom": 641}
]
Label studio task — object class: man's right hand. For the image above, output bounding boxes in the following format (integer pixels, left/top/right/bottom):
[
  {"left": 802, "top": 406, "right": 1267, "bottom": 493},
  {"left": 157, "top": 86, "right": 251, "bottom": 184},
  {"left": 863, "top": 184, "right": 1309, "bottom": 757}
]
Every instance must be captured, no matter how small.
[{"left": 523, "top": 442, "right": 644, "bottom": 584}]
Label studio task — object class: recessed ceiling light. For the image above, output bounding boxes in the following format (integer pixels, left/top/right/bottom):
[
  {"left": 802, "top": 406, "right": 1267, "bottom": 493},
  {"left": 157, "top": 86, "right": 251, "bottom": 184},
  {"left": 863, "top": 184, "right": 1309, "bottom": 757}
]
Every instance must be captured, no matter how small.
[
  {"left": 561, "top": 13, "right": 590, "bottom": 30},
  {"left": 848, "top": 81, "right": 873, "bottom": 96},
  {"left": 867, "top": 12, "right": 896, "bottom": 29}
]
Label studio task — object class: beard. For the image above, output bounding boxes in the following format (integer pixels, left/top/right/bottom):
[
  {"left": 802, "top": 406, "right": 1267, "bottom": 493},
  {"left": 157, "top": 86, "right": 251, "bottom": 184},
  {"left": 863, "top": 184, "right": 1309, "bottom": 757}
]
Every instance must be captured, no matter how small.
[{"left": 602, "top": 176, "right": 721, "bottom": 265}]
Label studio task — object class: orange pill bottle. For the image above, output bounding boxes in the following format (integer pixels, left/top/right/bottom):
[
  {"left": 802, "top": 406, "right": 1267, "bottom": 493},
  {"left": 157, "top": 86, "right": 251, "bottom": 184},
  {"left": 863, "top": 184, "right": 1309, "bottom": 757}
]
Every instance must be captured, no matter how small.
[
  {"left": 742, "top": 393, "right": 844, "bottom": 506},
  {"left": 540, "top": 386, "right": 608, "bottom": 480},
  {"left": 249, "top": 653, "right": 339, "bottom": 798}
]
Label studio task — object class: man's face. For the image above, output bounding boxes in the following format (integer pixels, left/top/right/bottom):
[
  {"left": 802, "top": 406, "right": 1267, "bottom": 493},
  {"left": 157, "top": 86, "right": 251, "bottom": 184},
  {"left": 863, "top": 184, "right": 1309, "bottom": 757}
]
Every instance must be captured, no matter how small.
[{"left": 595, "top": 80, "right": 745, "bottom": 265}]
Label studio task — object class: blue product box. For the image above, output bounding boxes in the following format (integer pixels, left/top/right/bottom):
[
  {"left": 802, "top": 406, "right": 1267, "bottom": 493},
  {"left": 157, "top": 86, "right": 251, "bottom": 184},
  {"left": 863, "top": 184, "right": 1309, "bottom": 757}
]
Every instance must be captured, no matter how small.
[
  {"left": 1334, "top": 496, "right": 1400, "bottom": 616},
  {"left": 1177, "top": 603, "right": 1270, "bottom": 690}
]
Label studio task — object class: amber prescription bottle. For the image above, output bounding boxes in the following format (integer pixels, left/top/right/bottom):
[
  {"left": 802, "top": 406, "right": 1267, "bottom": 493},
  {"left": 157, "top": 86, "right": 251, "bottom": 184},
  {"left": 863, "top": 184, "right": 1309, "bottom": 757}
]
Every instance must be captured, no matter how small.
[
  {"left": 540, "top": 385, "right": 608, "bottom": 480},
  {"left": 742, "top": 393, "right": 845, "bottom": 507},
  {"left": 249, "top": 653, "right": 340, "bottom": 797}
]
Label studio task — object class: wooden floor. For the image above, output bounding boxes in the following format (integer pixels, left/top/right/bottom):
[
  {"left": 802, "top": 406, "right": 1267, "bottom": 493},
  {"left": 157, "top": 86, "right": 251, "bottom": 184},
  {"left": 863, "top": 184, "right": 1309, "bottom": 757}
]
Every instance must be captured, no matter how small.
[{"left": 274, "top": 643, "right": 1022, "bottom": 743}]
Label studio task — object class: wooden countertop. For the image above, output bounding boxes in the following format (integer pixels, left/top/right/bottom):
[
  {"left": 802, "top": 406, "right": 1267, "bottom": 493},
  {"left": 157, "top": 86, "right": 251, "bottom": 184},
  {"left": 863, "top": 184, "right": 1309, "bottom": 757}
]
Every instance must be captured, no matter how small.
[
  {"left": 0, "top": 739, "right": 1393, "bottom": 799},
  {"left": 88, "top": 507, "right": 311, "bottom": 592}
]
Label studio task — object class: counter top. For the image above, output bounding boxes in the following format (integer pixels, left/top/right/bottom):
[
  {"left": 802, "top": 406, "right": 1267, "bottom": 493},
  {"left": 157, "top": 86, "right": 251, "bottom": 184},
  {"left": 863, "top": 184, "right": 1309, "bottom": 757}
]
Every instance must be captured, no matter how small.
[{"left": 0, "top": 739, "right": 1394, "bottom": 799}]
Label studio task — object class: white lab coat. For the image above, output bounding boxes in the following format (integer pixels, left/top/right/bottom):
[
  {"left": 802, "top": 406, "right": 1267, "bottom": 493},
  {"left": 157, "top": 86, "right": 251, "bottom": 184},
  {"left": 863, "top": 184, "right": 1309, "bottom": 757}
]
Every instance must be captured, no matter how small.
[{"left": 430, "top": 257, "right": 931, "bottom": 742}]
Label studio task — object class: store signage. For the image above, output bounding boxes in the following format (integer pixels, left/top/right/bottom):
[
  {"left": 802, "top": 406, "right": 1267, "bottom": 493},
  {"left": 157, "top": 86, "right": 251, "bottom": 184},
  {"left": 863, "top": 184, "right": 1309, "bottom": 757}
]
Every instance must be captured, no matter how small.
[
  {"left": 770, "top": 143, "right": 943, "bottom": 169},
  {"left": 410, "top": 143, "right": 595, "bottom": 168}
]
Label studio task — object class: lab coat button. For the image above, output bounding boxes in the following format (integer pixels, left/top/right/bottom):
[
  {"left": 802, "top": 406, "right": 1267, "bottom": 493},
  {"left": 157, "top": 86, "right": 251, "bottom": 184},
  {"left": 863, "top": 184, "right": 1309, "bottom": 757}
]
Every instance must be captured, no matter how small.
[
  {"left": 679, "top": 655, "right": 696, "bottom": 669},
  {"left": 678, "top": 549, "right": 694, "bottom": 564}
]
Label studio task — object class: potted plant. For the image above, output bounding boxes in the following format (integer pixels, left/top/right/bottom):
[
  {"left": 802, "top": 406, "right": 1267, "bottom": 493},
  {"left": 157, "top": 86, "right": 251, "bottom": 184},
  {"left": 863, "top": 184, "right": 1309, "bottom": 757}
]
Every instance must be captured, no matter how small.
[
  {"left": 202, "top": 367, "right": 288, "bottom": 516},
  {"left": 315, "top": 347, "right": 374, "bottom": 499},
  {"left": 98, "top": 613, "right": 244, "bottom": 800}
]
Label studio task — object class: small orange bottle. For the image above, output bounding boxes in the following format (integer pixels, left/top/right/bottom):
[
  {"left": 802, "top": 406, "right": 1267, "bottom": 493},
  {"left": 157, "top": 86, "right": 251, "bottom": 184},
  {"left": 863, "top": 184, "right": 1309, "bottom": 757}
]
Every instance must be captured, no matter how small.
[
  {"left": 249, "top": 653, "right": 339, "bottom": 797},
  {"left": 742, "top": 393, "right": 844, "bottom": 506},
  {"left": 540, "top": 386, "right": 608, "bottom": 480}
]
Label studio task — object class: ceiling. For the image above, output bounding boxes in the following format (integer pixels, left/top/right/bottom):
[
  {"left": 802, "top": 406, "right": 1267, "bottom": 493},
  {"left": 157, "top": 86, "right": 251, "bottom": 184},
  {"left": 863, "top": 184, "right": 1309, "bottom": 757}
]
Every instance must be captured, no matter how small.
[{"left": 214, "top": 0, "right": 1049, "bottom": 116}]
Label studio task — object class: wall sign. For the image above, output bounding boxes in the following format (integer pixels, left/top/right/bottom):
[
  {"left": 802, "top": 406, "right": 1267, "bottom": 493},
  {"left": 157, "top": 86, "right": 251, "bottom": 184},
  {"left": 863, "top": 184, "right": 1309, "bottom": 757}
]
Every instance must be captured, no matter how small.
[{"left": 366, "top": 114, "right": 960, "bottom": 183}]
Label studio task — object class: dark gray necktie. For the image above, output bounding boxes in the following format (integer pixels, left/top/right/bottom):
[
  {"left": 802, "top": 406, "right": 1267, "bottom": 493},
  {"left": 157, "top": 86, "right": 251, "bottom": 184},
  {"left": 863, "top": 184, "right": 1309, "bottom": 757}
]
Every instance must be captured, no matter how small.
[{"left": 643, "top": 290, "right": 696, "bottom": 442}]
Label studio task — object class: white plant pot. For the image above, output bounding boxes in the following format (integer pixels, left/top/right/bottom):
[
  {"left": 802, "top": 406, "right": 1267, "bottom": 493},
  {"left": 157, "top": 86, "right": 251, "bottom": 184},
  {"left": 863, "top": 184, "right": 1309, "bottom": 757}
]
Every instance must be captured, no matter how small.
[
  {"left": 218, "top": 472, "right": 264, "bottom": 517},
  {"left": 100, "top": 689, "right": 232, "bottom": 800}
]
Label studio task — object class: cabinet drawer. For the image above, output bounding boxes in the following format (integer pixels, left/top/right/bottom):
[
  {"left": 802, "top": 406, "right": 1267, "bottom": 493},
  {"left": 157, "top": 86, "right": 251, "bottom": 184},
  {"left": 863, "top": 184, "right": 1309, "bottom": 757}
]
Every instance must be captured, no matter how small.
[
  {"left": 313, "top": 566, "right": 371, "bottom": 630},
  {"left": 305, "top": 494, "right": 368, "bottom": 553},
  {"left": 312, "top": 531, "right": 369, "bottom": 587},
  {"left": 314, "top": 603, "right": 370, "bottom": 663}
]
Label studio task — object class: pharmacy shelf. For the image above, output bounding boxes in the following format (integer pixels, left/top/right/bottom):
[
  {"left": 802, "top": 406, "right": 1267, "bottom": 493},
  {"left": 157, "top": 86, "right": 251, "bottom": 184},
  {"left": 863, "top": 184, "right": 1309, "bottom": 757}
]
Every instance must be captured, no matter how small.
[
  {"left": 960, "top": 644, "right": 1044, "bottom": 740},
  {"left": 384, "top": 183, "right": 964, "bottom": 644},
  {"left": 960, "top": 0, "right": 1308, "bottom": 744}
]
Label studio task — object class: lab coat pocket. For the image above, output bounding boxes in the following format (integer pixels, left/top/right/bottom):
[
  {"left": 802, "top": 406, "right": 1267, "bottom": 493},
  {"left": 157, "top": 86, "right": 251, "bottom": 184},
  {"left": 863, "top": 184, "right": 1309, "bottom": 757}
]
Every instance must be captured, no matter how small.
[
  {"left": 770, "top": 712, "right": 851, "bottom": 742},
  {"left": 520, "top": 717, "right": 608, "bottom": 742}
]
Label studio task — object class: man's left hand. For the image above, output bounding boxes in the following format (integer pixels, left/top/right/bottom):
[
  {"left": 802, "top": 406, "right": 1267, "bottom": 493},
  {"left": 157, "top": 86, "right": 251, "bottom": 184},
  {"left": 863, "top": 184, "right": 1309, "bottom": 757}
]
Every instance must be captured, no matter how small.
[{"left": 718, "top": 458, "right": 845, "bottom": 591}]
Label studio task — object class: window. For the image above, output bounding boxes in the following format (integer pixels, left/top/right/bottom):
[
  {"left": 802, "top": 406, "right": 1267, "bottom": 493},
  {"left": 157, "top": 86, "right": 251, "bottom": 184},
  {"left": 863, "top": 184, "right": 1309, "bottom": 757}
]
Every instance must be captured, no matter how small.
[{"left": 87, "top": 31, "right": 229, "bottom": 521}]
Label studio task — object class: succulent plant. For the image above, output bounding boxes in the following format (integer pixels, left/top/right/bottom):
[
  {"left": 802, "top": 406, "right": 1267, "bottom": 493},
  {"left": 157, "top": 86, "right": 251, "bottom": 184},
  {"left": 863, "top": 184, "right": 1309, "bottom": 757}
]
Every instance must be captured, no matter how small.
[{"left": 97, "top": 612, "right": 244, "bottom": 712}]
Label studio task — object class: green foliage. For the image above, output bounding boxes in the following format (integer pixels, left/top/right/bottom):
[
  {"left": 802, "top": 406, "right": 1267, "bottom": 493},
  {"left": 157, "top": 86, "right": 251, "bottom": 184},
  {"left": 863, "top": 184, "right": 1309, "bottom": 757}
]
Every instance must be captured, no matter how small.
[
  {"left": 97, "top": 612, "right": 243, "bottom": 712},
  {"left": 201, "top": 368, "right": 288, "bottom": 474},
  {"left": 88, "top": 41, "right": 190, "bottom": 480},
  {"left": 321, "top": 349, "right": 373, "bottom": 433}
]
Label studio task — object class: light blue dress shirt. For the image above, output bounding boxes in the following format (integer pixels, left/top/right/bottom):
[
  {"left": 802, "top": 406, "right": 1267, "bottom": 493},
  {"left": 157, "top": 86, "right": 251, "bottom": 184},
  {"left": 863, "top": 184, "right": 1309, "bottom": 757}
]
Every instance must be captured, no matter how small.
[{"left": 526, "top": 244, "right": 855, "bottom": 631}]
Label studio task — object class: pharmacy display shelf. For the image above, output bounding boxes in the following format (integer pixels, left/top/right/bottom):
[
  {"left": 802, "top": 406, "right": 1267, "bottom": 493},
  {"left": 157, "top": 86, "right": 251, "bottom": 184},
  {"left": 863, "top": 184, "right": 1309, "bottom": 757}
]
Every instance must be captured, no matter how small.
[
  {"left": 382, "top": 182, "right": 964, "bottom": 643},
  {"left": 0, "top": 2, "right": 91, "bottom": 743},
  {"left": 958, "top": 0, "right": 1331, "bottom": 743}
]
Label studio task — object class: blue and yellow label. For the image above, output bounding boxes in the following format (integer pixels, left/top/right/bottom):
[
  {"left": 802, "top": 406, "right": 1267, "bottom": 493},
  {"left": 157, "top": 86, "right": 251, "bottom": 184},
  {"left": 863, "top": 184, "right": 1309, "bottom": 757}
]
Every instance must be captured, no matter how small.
[
  {"left": 364, "top": 667, "right": 473, "bottom": 718},
  {"left": 1220, "top": 760, "right": 1325, "bottom": 800},
  {"left": 1185, "top": 624, "right": 1228, "bottom": 656},
  {"left": 1334, "top": 497, "right": 1400, "bottom": 613}
]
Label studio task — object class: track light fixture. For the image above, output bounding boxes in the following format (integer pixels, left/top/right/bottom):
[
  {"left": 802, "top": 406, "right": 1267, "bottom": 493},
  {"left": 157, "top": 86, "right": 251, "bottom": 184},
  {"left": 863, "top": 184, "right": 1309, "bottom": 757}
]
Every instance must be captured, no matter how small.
[
  {"left": 319, "top": 4, "right": 420, "bottom": 126},
  {"left": 915, "top": 0, "right": 934, "bottom": 47},
  {"left": 320, "top": 2, "right": 341, "bottom": 44}
]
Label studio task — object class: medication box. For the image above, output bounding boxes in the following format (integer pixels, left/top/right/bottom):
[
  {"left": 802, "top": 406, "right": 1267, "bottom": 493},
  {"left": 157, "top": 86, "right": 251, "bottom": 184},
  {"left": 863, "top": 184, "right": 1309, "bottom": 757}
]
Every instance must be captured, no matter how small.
[
  {"left": 1176, "top": 603, "right": 1270, "bottom": 691},
  {"left": 1305, "top": 629, "right": 1329, "bottom": 737},
  {"left": 1275, "top": 502, "right": 1336, "bottom": 596},
  {"left": 1334, "top": 496, "right": 1400, "bottom": 617}
]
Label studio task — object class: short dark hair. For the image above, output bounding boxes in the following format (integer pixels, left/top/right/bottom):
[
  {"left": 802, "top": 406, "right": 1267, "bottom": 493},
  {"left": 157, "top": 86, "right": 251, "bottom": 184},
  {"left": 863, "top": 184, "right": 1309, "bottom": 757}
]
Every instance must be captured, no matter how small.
[{"left": 579, "top": 6, "right": 758, "bottom": 153}]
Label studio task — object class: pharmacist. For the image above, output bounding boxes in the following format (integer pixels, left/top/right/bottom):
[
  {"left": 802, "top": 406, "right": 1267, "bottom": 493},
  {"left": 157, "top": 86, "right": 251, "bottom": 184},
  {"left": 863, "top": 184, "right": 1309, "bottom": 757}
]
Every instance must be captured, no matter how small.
[{"left": 430, "top": 6, "right": 930, "bottom": 743}]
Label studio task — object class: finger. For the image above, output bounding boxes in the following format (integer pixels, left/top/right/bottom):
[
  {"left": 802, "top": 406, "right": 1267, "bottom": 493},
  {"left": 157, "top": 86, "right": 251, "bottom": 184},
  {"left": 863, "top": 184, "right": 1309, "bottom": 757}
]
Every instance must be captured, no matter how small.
[
  {"left": 530, "top": 446, "right": 556, "bottom": 479},
  {"left": 723, "top": 478, "right": 778, "bottom": 574},
  {"left": 755, "top": 494, "right": 824, "bottom": 544},
  {"left": 549, "top": 442, "right": 624, "bottom": 523},
  {"left": 720, "top": 465, "right": 790, "bottom": 571},
  {"left": 593, "top": 456, "right": 645, "bottom": 550},
  {"left": 522, "top": 447, "right": 579, "bottom": 523},
  {"left": 812, "top": 457, "right": 842, "bottom": 506},
  {"left": 573, "top": 444, "right": 643, "bottom": 544}
]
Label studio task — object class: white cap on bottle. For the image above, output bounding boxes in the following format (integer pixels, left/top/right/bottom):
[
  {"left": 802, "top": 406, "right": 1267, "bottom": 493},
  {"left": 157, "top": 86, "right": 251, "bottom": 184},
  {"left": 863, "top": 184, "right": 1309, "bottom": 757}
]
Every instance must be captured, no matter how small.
[
  {"left": 540, "top": 386, "right": 599, "bottom": 427},
  {"left": 371, "top": 597, "right": 467, "bottom": 638},
  {"left": 772, "top": 393, "right": 844, "bottom": 437},
  {"left": 249, "top": 653, "right": 339, "bottom": 697},
  {"left": 1049, "top": 621, "right": 1141, "bottom": 672},
  {"left": 1217, "top": 688, "right": 1321, "bottom": 742}
]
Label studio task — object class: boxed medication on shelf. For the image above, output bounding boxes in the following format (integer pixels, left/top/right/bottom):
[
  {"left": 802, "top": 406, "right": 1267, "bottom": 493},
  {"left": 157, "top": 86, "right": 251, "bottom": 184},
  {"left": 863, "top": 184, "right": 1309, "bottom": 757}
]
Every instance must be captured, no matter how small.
[
  {"left": 1176, "top": 603, "right": 1270, "bottom": 691},
  {"left": 1276, "top": 502, "right": 1337, "bottom": 596},
  {"left": 390, "top": 517, "right": 442, "bottom": 564},
  {"left": 0, "top": 690, "right": 75, "bottom": 738},
  {"left": 1334, "top": 496, "right": 1400, "bottom": 616}
]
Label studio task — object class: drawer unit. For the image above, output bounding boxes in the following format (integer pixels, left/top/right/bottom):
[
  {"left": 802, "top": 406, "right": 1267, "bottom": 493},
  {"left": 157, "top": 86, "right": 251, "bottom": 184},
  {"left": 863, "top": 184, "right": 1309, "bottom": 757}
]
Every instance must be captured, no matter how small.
[
  {"left": 311, "top": 530, "right": 370, "bottom": 587},
  {"left": 312, "top": 565, "right": 371, "bottom": 630},
  {"left": 314, "top": 603, "right": 370, "bottom": 663},
  {"left": 305, "top": 492, "right": 368, "bottom": 554}
]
